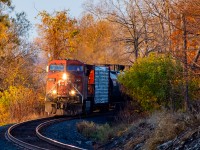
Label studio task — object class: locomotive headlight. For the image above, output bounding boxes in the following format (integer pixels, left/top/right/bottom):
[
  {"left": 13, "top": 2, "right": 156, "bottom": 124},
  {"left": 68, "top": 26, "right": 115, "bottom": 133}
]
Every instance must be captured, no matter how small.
[
  {"left": 69, "top": 90, "right": 76, "bottom": 96},
  {"left": 52, "top": 90, "right": 57, "bottom": 95},
  {"left": 62, "top": 73, "right": 67, "bottom": 80}
]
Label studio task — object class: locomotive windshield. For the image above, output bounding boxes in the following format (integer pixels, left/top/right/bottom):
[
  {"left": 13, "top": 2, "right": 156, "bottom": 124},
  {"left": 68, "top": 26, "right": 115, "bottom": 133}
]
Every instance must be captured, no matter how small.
[
  {"left": 67, "top": 65, "right": 83, "bottom": 72},
  {"left": 49, "top": 64, "right": 64, "bottom": 71}
]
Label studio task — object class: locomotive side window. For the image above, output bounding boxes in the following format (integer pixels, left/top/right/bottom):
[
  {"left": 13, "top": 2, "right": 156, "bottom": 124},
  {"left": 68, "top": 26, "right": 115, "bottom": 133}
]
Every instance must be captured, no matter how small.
[
  {"left": 49, "top": 64, "right": 64, "bottom": 71},
  {"left": 67, "top": 65, "right": 83, "bottom": 71}
]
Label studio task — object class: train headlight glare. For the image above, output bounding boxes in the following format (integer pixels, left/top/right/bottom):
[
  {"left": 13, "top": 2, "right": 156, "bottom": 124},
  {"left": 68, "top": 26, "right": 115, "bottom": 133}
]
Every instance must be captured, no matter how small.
[
  {"left": 52, "top": 90, "right": 57, "bottom": 94},
  {"left": 62, "top": 73, "right": 67, "bottom": 80},
  {"left": 69, "top": 90, "right": 76, "bottom": 96}
]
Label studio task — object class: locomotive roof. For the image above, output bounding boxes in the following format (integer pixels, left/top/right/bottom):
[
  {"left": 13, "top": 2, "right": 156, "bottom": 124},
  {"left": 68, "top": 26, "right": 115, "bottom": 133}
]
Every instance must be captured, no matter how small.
[
  {"left": 48, "top": 59, "right": 131, "bottom": 71},
  {"left": 48, "top": 59, "right": 85, "bottom": 64}
]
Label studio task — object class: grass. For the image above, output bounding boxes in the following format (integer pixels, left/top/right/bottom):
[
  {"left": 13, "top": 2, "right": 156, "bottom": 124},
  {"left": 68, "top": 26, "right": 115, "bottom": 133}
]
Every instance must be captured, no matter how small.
[
  {"left": 144, "top": 112, "right": 187, "bottom": 149},
  {"left": 77, "top": 121, "right": 108, "bottom": 142},
  {"left": 76, "top": 120, "right": 128, "bottom": 143},
  {"left": 76, "top": 105, "right": 146, "bottom": 144},
  {"left": 77, "top": 109, "right": 200, "bottom": 150},
  {"left": 140, "top": 111, "right": 200, "bottom": 149}
]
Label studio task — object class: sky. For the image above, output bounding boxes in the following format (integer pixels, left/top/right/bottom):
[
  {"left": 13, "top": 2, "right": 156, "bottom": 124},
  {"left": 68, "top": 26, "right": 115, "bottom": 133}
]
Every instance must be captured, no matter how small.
[{"left": 11, "top": 0, "right": 87, "bottom": 40}]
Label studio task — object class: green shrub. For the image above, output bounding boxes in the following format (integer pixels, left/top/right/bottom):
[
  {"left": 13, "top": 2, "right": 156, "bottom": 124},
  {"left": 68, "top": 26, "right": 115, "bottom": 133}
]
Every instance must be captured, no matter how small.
[{"left": 118, "top": 54, "right": 185, "bottom": 111}]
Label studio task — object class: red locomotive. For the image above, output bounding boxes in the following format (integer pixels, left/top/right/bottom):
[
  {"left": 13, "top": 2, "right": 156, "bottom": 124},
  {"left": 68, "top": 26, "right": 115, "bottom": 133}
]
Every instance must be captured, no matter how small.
[{"left": 45, "top": 59, "right": 125, "bottom": 115}]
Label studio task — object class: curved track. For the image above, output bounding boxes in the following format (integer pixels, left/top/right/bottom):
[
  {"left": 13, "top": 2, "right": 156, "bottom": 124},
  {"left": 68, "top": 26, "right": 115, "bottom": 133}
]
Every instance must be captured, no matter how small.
[
  {"left": 5, "top": 116, "right": 85, "bottom": 150},
  {"left": 36, "top": 118, "right": 85, "bottom": 150}
]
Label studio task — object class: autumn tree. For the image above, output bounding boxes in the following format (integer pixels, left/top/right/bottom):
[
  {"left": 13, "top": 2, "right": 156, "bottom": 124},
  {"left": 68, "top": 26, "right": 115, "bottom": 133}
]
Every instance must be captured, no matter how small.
[
  {"left": 143, "top": 0, "right": 200, "bottom": 71},
  {"left": 171, "top": 0, "right": 200, "bottom": 70},
  {"left": 84, "top": 0, "right": 200, "bottom": 112},
  {"left": 36, "top": 10, "right": 79, "bottom": 60},
  {"left": 139, "top": 0, "right": 200, "bottom": 111},
  {"left": 76, "top": 14, "right": 127, "bottom": 64},
  {"left": 0, "top": 1, "right": 44, "bottom": 124},
  {"left": 84, "top": 0, "right": 160, "bottom": 62},
  {"left": 0, "top": 0, "right": 10, "bottom": 5},
  {"left": 0, "top": 10, "right": 33, "bottom": 89},
  {"left": 173, "top": 0, "right": 200, "bottom": 111},
  {"left": 0, "top": 0, "right": 12, "bottom": 54}
]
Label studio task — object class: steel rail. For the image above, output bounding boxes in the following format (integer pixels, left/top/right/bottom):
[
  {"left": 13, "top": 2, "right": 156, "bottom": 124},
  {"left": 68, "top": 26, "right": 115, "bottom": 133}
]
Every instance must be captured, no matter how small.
[
  {"left": 5, "top": 112, "right": 110, "bottom": 150},
  {"left": 5, "top": 119, "right": 49, "bottom": 150},
  {"left": 36, "top": 118, "right": 86, "bottom": 150}
]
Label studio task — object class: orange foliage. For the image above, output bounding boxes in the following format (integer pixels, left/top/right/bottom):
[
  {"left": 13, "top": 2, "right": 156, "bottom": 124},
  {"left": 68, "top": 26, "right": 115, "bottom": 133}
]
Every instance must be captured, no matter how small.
[
  {"left": 170, "top": 0, "right": 200, "bottom": 73},
  {"left": 77, "top": 14, "right": 125, "bottom": 64},
  {"left": 36, "top": 10, "right": 79, "bottom": 60}
]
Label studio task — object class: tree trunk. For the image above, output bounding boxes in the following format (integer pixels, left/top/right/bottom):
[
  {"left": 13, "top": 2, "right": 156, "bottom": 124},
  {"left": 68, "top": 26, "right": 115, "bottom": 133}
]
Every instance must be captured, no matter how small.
[{"left": 182, "top": 14, "right": 190, "bottom": 112}]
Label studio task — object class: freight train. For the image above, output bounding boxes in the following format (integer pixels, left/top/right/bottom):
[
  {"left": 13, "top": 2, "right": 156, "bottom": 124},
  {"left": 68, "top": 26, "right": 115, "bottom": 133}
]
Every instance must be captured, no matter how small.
[{"left": 45, "top": 59, "right": 126, "bottom": 115}]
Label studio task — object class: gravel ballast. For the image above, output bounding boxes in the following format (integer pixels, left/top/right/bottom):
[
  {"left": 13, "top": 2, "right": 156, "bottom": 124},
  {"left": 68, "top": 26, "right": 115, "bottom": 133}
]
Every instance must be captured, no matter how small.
[
  {"left": 0, "top": 125, "right": 21, "bottom": 150},
  {"left": 42, "top": 116, "right": 110, "bottom": 150}
]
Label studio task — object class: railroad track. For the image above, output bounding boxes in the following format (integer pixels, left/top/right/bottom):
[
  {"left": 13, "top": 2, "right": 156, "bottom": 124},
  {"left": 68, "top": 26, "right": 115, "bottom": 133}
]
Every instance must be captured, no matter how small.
[{"left": 5, "top": 116, "right": 86, "bottom": 150}]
